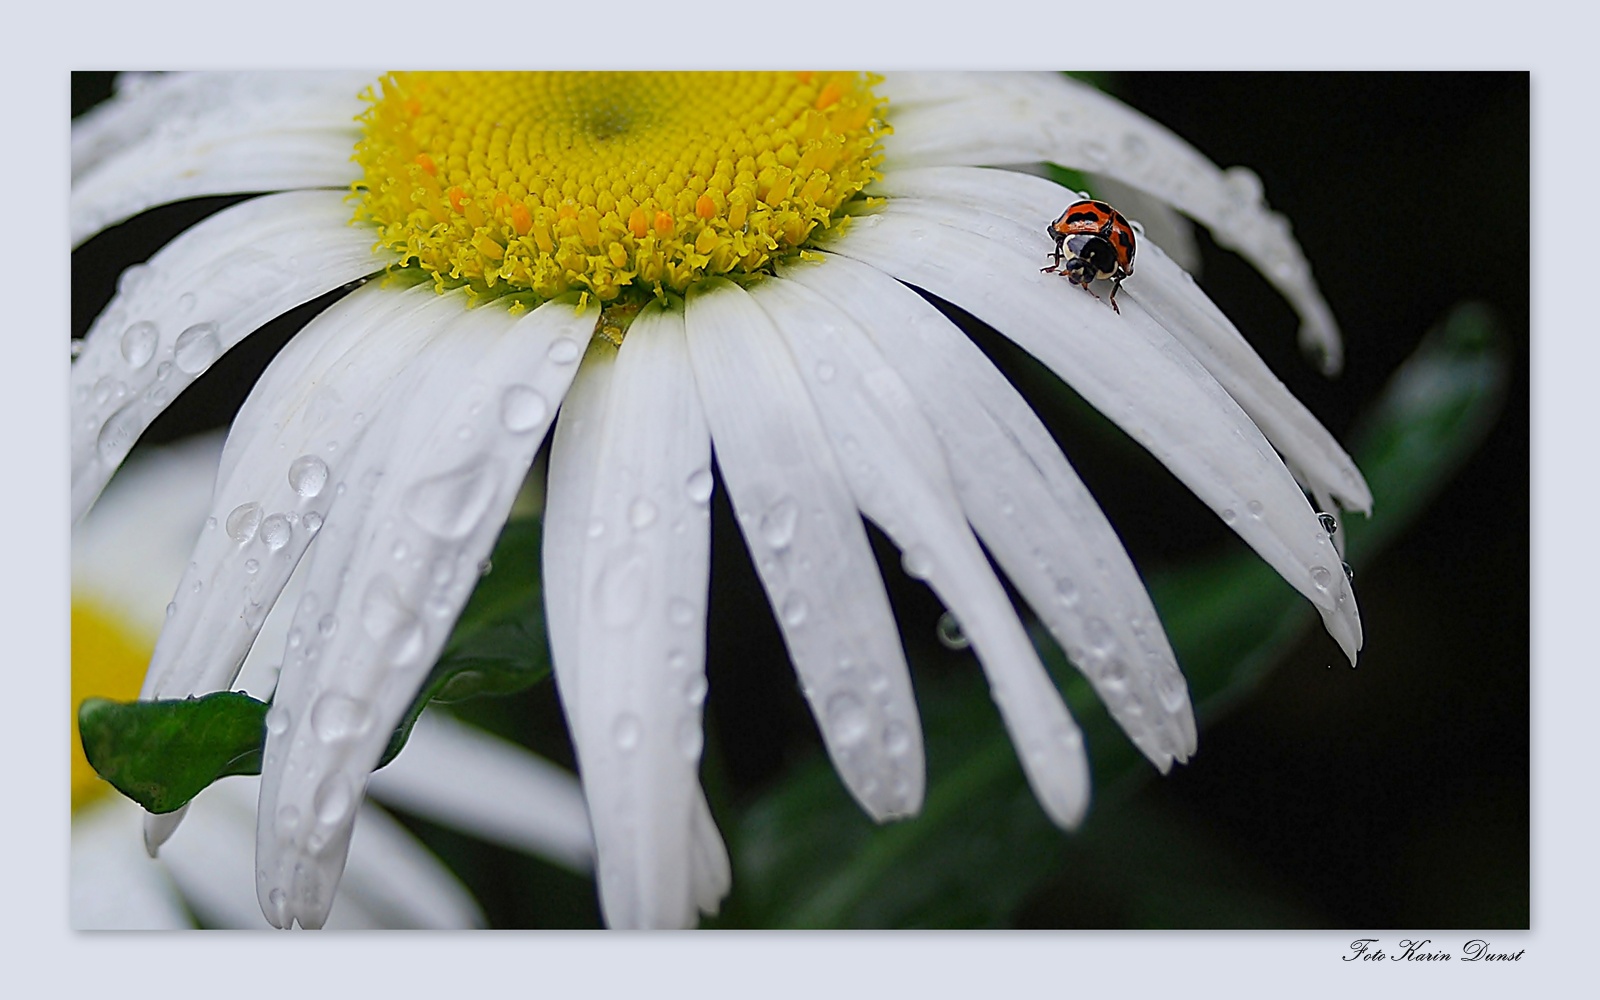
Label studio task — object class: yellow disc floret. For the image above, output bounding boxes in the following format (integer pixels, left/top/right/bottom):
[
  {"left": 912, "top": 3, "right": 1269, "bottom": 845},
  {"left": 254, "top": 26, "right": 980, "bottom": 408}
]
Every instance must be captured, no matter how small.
[{"left": 354, "top": 72, "right": 888, "bottom": 310}]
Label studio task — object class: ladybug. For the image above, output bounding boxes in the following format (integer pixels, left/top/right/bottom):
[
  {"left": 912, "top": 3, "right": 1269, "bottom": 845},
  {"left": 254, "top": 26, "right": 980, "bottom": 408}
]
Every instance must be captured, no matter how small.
[{"left": 1042, "top": 198, "right": 1136, "bottom": 313}]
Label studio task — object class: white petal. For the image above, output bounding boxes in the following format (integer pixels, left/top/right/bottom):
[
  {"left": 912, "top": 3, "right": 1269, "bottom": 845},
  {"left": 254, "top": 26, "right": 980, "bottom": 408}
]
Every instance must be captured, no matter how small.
[
  {"left": 731, "top": 277, "right": 1090, "bottom": 828},
  {"left": 545, "top": 339, "right": 729, "bottom": 919},
  {"left": 159, "top": 776, "right": 483, "bottom": 929},
  {"left": 71, "top": 797, "right": 189, "bottom": 929},
  {"left": 71, "top": 190, "right": 396, "bottom": 522},
  {"left": 780, "top": 253, "right": 1196, "bottom": 766},
  {"left": 873, "top": 164, "right": 1370, "bottom": 513},
  {"left": 829, "top": 203, "right": 1362, "bottom": 663},
  {"left": 684, "top": 279, "right": 926, "bottom": 822},
  {"left": 562, "top": 301, "right": 713, "bottom": 929},
  {"left": 137, "top": 283, "right": 449, "bottom": 707},
  {"left": 255, "top": 295, "right": 592, "bottom": 929},
  {"left": 71, "top": 71, "right": 370, "bottom": 246},
  {"left": 366, "top": 709, "right": 595, "bottom": 874},
  {"left": 879, "top": 71, "right": 1344, "bottom": 373}
]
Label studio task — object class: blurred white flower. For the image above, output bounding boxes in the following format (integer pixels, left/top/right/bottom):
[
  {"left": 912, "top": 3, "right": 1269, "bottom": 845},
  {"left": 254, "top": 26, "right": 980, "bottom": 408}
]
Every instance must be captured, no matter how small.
[
  {"left": 71, "top": 71, "right": 1367, "bottom": 928},
  {"left": 71, "top": 433, "right": 593, "bottom": 928}
]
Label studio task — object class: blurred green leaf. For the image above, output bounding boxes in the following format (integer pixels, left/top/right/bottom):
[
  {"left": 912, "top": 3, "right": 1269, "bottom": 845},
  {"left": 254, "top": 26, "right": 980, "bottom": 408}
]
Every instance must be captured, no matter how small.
[
  {"left": 723, "top": 303, "right": 1507, "bottom": 927},
  {"left": 78, "top": 516, "right": 554, "bottom": 814}
]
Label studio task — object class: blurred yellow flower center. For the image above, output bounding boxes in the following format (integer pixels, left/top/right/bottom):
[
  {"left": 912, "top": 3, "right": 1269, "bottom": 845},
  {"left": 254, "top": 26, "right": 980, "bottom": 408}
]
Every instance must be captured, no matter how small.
[
  {"left": 71, "top": 597, "right": 151, "bottom": 810},
  {"left": 354, "top": 72, "right": 887, "bottom": 313}
]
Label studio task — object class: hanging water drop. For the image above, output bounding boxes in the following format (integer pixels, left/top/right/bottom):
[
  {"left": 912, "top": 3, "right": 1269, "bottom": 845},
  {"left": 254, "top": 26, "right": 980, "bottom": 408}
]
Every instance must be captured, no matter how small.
[
  {"left": 935, "top": 611, "right": 969, "bottom": 650},
  {"left": 1317, "top": 512, "right": 1339, "bottom": 535}
]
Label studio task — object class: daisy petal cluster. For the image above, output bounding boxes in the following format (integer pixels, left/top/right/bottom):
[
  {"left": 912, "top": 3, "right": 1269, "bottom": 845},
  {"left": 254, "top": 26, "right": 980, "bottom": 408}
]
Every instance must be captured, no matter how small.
[
  {"left": 71, "top": 433, "right": 595, "bottom": 928},
  {"left": 71, "top": 71, "right": 1367, "bottom": 929}
]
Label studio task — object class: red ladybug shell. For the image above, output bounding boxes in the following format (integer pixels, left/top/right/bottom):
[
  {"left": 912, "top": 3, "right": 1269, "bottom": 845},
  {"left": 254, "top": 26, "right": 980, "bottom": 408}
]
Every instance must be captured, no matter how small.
[{"left": 1048, "top": 199, "right": 1136, "bottom": 273}]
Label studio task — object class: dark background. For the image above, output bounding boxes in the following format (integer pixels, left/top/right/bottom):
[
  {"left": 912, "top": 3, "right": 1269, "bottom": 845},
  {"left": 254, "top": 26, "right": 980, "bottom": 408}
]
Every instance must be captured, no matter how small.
[{"left": 71, "top": 72, "right": 1529, "bottom": 928}]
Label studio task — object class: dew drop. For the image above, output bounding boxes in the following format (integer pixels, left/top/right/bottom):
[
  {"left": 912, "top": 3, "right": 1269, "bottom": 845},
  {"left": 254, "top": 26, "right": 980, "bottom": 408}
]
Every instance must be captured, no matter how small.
[
  {"left": 268, "top": 888, "right": 286, "bottom": 910},
  {"left": 1080, "top": 139, "right": 1110, "bottom": 166},
  {"left": 70, "top": 338, "right": 86, "bottom": 359},
  {"left": 685, "top": 468, "right": 714, "bottom": 505},
  {"left": 260, "top": 514, "right": 292, "bottom": 551},
  {"left": 313, "top": 774, "right": 354, "bottom": 825},
  {"left": 274, "top": 805, "right": 301, "bottom": 838},
  {"left": 628, "top": 497, "right": 658, "bottom": 530},
  {"left": 264, "top": 705, "right": 291, "bottom": 736},
  {"left": 177, "top": 291, "right": 197, "bottom": 313},
  {"left": 1246, "top": 500, "right": 1265, "bottom": 519},
  {"left": 311, "top": 693, "right": 372, "bottom": 742},
  {"left": 1223, "top": 166, "right": 1265, "bottom": 206},
  {"left": 303, "top": 512, "right": 323, "bottom": 533},
  {"left": 361, "top": 576, "right": 426, "bottom": 665},
  {"left": 172, "top": 322, "right": 220, "bottom": 374},
  {"left": 120, "top": 321, "right": 158, "bottom": 367},
  {"left": 402, "top": 458, "right": 501, "bottom": 540},
  {"left": 96, "top": 403, "right": 143, "bottom": 463},
  {"left": 935, "top": 611, "right": 969, "bottom": 650},
  {"left": 500, "top": 384, "right": 548, "bottom": 433},
  {"left": 826, "top": 693, "right": 869, "bottom": 745},
  {"left": 1310, "top": 565, "right": 1333, "bottom": 590},
  {"left": 244, "top": 558, "right": 259, "bottom": 575},
  {"left": 288, "top": 455, "right": 330, "bottom": 498},
  {"left": 165, "top": 601, "right": 176, "bottom": 618},
  {"left": 900, "top": 545, "right": 934, "bottom": 580},
  {"left": 1342, "top": 561, "right": 1355, "bottom": 583},
  {"left": 613, "top": 712, "right": 642, "bottom": 751},
  {"left": 116, "top": 263, "right": 151, "bottom": 296},
  {"left": 1317, "top": 511, "right": 1339, "bottom": 535},
  {"left": 224, "top": 502, "right": 262, "bottom": 543},
  {"left": 781, "top": 593, "right": 809, "bottom": 627},
  {"left": 1054, "top": 577, "right": 1080, "bottom": 608},
  {"left": 317, "top": 614, "right": 338, "bottom": 638},
  {"left": 547, "top": 336, "right": 581, "bottom": 364},
  {"left": 758, "top": 498, "right": 800, "bottom": 549},
  {"left": 1085, "top": 617, "right": 1117, "bottom": 655},
  {"left": 593, "top": 544, "right": 649, "bottom": 628},
  {"left": 684, "top": 674, "right": 708, "bottom": 706}
]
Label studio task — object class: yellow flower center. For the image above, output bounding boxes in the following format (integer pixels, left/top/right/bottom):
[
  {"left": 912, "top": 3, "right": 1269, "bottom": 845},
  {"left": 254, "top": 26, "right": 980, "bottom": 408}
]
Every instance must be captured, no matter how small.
[
  {"left": 71, "top": 597, "right": 152, "bottom": 810},
  {"left": 354, "top": 72, "right": 888, "bottom": 319}
]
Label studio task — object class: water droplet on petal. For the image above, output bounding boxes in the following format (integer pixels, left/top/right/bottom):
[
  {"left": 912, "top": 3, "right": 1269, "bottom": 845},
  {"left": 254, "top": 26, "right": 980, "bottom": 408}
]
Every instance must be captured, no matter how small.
[
  {"left": 311, "top": 693, "right": 372, "bottom": 742},
  {"left": 884, "top": 721, "right": 911, "bottom": 756},
  {"left": 826, "top": 693, "right": 868, "bottom": 745},
  {"left": 172, "top": 322, "right": 220, "bottom": 374},
  {"left": 224, "top": 502, "right": 263, "bottom": 543},
  {"left": 265, "top": 705, "right": 291, "bottom": 736},
  {"left": 781, "top": 593, "right": 809, "bottom": 627},
  {"left": 361, "top": 576, "right": 426, "bottom": 665},
  {"left": 1317, "top": 512, "right": 1339, "bottom": 535},
  {"left": 116, "top": 263, "right": 151, "bottom": 296},
  {"left": 593, "top": 544, "right": 648, "bottom": 628},
  {"left": 684, "top": 674, "right": 708, "bottom": 706},
  {"left": 613, "top": 713, "right": 642, "bottom": 751},
  {"left": 629, "top": 497, "right": 658, "bottom": 530},
  {"left": 1085, "top": 617, "right": 1117, "bottom": 655},
  {"left": 1342, "top": 561, "right": 1355, "bottom": 583},
  {"left": 274, "top": 805, "right": 301, "bottom": 838},
  {"left": 403, "top": 458, "right": 501, "bottom": 540},
  {"left": 288, "top": 455, "right": 329, "bottom": 498},
  {"left": 260, "top": 514, "right": 292, "bottom": 550},
  {"left": 1310, "top": 565, "right": 1333, "bottom": 590},
  {"left": 313, "top": 773, "right": 354, "bottom": 825},
  {"left": 547, "top": 337, "right": 581, "bottom": 364},
  {"left": 685, "top": 468, "right": 714, "bottom": 505},
  {"left": 1246, "top": 500, "right": 1264, "bottom": 519},
  {"left": 177, "top": 292, "right": 197, "bottom": 313},
  {"left": 120, "top": 321, "right": 158, "bottom": 368},
  {"left": 677, "top": 717, "right": 704, "bottom": 759},
  {"left": 500, "top": 384, "right": 548, "bottom": 433},
  {"left": 96, "top": 403, "right": 143, "bottom": 463},
  {"left": 303, "top": 511, "right": 323, "bottom": 532},
  {"left": 317, "top": 614, "right": 338, "bottom": 637},
  {"left": 758, "top": 498, "right": 800, "bottom": 549},
  {"left": 900, "top": 546, "right": 934, "bottom": 580},
  {"left": 244, "top": 558, "right": 259, "bottom": 574}
]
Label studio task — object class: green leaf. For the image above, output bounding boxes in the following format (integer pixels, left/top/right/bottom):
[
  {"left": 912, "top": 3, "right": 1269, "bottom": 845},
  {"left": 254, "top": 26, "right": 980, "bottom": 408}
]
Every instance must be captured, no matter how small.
[
  {"left": 78, "top": 691, "right": 267, "bottom": 814},
  {"left": 722, "top": 303, "right": 1509, "bottom": 927},
  {"left": 79, "top": 515, "right": 555, "bottom": 813}
]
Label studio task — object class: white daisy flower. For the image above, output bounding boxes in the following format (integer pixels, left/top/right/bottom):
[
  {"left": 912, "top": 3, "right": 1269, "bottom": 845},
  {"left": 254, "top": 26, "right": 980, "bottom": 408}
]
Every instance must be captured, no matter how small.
[
  {"left": 71, "top": 71, "right": 1368, "bottom": 929},
  {"left": 72, "top": 432, "right": 595, "bottom": 928}
]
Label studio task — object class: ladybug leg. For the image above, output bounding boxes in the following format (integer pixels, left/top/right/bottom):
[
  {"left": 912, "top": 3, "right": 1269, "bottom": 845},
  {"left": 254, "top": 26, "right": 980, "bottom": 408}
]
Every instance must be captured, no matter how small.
[
  {"left": 1041, "top": 236, "right": 1065, "bottom": 274},
  {"left": 1107, "top": 274, "right": 1124, "bottom": 315}
]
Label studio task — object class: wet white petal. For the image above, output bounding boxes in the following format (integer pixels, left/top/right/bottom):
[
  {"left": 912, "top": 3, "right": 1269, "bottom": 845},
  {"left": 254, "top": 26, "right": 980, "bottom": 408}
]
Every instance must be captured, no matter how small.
[
  {"left": 735, "top": 277, "right": 1089, "bottom": 828},
  {"left": 255, "top": 296, "right": 591, "bottom": 929},
  {"left": 879, "top": 71, "right": 1343, "bottom": 373},
  {"left": 830, "top": 204, "right": 1362, "bottom": 663},
  {"left": 684, "top": 279, "right": 926, "bottom": 822},
  {"left": 138, "top": 283, "right": 449, "bottom": 709},
  {"left": 780, "top": 253, "right": 1196, "bottom": 766},
  {"left": 157, "top": 777, "right": 482, "bottom": 929},
  {"left": 874, "top": 165, "right": 1370, "bottom": 513},
  {"left": 71, "top": 72, "right": 368, "bottom": 246},
  {"left": 552, "top": 301, "right": 714, "bottom": 929},
  {"left": 367, "top": 709, "right": 595, "bottom": 874},
  {"left": 71, "top": 190, "right": 396, "bottom": 522},
  {"left": 545, "top": 341, "right": 729, "bottom": 918}
]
